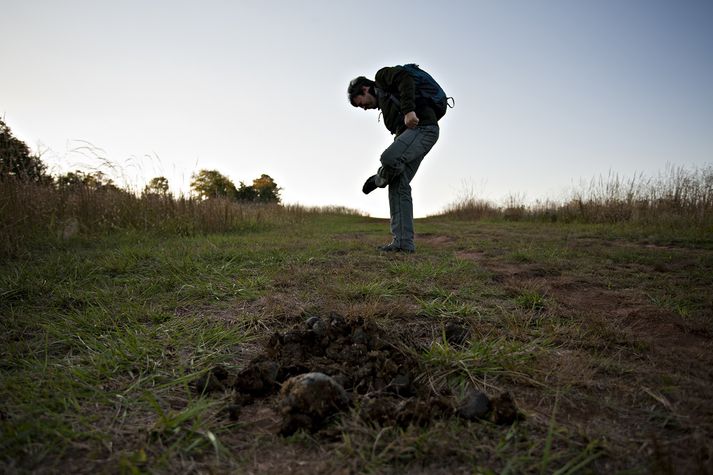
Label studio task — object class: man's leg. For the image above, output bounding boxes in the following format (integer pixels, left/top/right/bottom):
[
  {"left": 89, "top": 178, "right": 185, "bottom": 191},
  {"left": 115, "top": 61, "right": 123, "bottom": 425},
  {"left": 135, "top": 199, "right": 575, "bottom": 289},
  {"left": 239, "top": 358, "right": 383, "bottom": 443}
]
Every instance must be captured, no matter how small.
[
  {"left": 380, "top": 125, "right": 439, "bottom": 251},
  {"left": 388, "top": 173, "right": 412, "bottom": 249}
]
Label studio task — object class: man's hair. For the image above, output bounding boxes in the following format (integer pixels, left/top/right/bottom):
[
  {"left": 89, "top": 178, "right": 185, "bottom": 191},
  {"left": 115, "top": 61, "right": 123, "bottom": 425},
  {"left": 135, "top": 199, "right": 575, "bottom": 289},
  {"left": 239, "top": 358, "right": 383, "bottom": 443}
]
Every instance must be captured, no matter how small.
[{"left": 347, "top": 76, "right": 375, "bottom": 106}]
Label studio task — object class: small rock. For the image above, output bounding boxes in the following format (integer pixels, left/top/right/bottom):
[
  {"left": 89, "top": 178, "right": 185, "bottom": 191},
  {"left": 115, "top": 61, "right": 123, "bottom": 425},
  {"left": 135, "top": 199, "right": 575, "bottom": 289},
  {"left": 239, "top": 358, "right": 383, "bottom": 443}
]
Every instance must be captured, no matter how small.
[
  {"left": 276, "top": 363, "right": 310, "bottom": 382},
  {"left": 490, "top": 392, "right": 521, "bottom": 425},
  {"left": 305, "top": 316, "right": 321, "bottom": 328},
  {"left": 327, "top": 313, "right": 350, "bottom": 336},
  {"left": 395, "top": 398, "right": 432, "bottom": 427},
  {"left": 275, "top": 330, "right": 321, "bottom": 360},
  {"left": 234, "top": 359, "right": 279, "bottom": 395},
  {"left": 429, "top": 396, "right": 454, "bottom": 419},
  {"left": 337, "top": 343, "right": 369, "bottom": 364},
  {"left": 359, "top": 396, "right": 398, "bottom": 425},
  {"left": 387, "top": 374, "right": 414, "bottom": 397},
  {"left": 234, "top": 393, "right": 255, "bottom": 406},
  {"left": 280, "top": 413, "right": 315, "bottom": 437},
  {"left": 456, "top": 388, "right": 491, "bottom": 421},
  {"left": 225, "top": 404, "right": 241, "bottom": 421},
  {"left": 278, "top": 372, "right": 349, "bottom": 435},
  {"left": 194, "top": 365, "right": 229, "bottom": 394},
  {"left": 351, "top": 327, "right": 369, "bottom": 346},
  {"left": 305, "top": 316, "right": 326, "bottom": 335},
  {"left": 444, "top": 322, "right": 470, "bottom": 347}
]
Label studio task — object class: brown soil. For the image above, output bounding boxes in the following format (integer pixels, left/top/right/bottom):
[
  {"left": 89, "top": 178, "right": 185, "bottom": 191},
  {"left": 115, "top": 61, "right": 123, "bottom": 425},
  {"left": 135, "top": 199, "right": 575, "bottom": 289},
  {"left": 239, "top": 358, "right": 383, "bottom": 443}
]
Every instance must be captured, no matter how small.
[{"left": 452, "top": 238, "right": 713, "bottom": 472}]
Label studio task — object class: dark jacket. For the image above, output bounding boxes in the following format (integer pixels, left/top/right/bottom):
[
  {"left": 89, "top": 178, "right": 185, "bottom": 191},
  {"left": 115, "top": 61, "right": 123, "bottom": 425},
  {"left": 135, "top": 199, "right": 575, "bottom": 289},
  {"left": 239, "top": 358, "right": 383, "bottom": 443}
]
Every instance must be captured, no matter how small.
[{"left": 374, "top": 66, "right": 439, "bottom": 136}]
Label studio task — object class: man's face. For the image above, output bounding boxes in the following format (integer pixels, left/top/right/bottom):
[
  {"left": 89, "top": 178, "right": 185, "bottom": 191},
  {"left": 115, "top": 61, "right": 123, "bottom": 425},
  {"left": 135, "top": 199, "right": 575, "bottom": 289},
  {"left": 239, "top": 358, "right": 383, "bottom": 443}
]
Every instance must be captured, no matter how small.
[{"left": 353, "top": 86, "right": 378, "bottom": 110}]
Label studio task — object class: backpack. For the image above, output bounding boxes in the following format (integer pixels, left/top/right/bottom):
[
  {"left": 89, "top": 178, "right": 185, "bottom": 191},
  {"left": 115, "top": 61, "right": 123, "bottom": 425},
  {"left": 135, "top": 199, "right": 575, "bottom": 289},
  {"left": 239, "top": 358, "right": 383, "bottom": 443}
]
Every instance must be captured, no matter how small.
[
  {"left": 402, "top": 64, "right": 452, "bottom": 119},
  {"left": 378, "top": 64, "right": 454, "bottom": 121}
]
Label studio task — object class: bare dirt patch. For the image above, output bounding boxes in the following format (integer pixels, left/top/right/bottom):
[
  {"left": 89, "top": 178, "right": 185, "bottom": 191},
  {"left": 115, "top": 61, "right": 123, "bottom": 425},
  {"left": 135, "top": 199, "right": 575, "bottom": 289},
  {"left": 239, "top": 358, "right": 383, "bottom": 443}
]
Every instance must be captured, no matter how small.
[
  {"left": 457, "top": 242, "right": 713, "bottom": 472},
  {"left": 418, "top": 233, "right": 458, "bottom": 246}
]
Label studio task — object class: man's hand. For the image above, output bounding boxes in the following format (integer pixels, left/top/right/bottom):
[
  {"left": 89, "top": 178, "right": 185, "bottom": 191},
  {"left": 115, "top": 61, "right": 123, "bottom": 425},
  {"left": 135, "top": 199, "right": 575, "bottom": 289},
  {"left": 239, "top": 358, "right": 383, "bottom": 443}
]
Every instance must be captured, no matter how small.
[{"left": 404, "top": 111, "right": 419, "bottom": 129}]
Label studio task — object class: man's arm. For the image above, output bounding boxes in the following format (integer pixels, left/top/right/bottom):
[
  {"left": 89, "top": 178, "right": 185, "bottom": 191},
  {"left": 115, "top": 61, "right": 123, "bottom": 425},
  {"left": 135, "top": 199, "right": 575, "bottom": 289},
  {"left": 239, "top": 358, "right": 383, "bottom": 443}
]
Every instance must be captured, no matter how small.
[
  {"left": 375, "top": 66, "right": 419, "bottom": 128},
  {"left": 375, "top": 66, "right": 416, "bottom": 115}
]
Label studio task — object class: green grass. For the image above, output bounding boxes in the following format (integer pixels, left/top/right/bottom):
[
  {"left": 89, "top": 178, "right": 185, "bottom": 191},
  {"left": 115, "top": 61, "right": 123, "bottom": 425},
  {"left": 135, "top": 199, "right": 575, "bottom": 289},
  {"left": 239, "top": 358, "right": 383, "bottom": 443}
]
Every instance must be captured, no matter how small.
[
  {"left": 2, "top": 214, "right": 712, "bottom": 473},
  {"left": 421, "top": 335, "right": 545, "bottom": 388},
  {"left": 416, "top": 293, "right": 480, "bottom": 319},
  {"left": 515, "top": 290, "right": 548, "bottom": 312}
]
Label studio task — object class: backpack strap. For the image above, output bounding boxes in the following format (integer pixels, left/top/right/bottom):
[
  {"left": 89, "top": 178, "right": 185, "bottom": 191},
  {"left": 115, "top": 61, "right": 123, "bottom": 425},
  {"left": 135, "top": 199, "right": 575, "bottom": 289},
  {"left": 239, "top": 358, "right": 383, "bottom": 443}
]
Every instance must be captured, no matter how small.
[
  {"left": 375, "top": 87, "right": 401, "bottom": 108},
  {"left": 374, "top": 87, "right": 405, "bottom": 132}
]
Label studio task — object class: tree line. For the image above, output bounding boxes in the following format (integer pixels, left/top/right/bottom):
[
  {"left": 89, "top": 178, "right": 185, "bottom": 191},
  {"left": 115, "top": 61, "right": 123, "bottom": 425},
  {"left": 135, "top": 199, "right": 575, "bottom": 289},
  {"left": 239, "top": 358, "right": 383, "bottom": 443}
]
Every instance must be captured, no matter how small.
[
  {"left": 0, "top": 119, "right": 281, "bottom": 203},
  {"left": 188, "top": 170, "right": 281, "bottom": 203}
]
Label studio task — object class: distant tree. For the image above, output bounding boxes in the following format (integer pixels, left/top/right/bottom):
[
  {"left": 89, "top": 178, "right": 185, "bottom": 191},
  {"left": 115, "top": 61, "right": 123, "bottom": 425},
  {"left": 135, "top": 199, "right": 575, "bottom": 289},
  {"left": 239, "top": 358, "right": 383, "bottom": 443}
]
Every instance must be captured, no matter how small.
[
  {"left": 57, "top": 170, "right": 120, "bottom": 192},
  {"left": 252, "top": 174, "right": 281, "bottom": 203},
  {"left": 190, "top": 169, "right": 237, "bottom": 199},
  {"left": 235, "top": 181, "right": 258, "bottom": 202},
  {"left": 57, "top": 170, "right": 87, "bottom": 189},
  {"left": 143, "top": 176, "right": 169, "bottom": 195},
  {"left": 0, "top": 118, "right": 52, "bottom": 184},
  {"left": 85, "top": 171, "right": 119, "bottom": 191}
]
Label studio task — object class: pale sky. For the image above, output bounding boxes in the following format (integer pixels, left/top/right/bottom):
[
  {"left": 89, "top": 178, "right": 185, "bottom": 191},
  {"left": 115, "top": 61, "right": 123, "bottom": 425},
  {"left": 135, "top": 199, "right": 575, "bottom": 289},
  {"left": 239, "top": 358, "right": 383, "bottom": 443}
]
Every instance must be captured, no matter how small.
[{"left": 2, "top": 0, "right": 712, "bottom": 218}]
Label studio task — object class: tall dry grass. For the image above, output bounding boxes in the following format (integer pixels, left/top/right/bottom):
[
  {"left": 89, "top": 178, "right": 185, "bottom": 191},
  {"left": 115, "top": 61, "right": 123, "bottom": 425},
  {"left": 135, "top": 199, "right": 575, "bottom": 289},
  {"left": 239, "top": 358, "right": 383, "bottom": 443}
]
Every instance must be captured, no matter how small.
[
  {"left": 0, "top": 181, "right": 361, "bottom": 258},
  {"left": 439, "top": 165, "right": 713, "bottom": 227}
]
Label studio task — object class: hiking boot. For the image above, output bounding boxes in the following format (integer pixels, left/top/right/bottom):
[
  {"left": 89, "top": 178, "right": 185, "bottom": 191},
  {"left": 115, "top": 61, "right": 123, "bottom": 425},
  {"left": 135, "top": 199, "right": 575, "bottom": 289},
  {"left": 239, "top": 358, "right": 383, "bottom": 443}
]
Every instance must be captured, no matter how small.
[
  {"left": 377, "top": 242, "right": 415, "bottom": 253},
  {"left": 362, "top": 175, "right": 378, "bottom": 194}
]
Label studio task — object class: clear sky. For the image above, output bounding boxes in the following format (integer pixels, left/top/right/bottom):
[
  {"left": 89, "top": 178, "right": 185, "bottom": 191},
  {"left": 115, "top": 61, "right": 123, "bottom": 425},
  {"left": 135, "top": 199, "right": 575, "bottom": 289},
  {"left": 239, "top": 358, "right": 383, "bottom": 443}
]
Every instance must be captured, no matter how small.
[{"left": 2, "top": 0, "right": 712, "bottom": 217}]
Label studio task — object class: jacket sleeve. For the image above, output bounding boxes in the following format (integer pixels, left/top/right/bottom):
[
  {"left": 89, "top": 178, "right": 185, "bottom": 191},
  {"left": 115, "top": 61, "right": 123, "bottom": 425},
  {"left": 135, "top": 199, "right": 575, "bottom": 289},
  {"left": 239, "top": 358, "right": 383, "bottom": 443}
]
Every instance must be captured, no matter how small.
[{"left": 375, "top": 66, "right": 416, "bottom": 114}]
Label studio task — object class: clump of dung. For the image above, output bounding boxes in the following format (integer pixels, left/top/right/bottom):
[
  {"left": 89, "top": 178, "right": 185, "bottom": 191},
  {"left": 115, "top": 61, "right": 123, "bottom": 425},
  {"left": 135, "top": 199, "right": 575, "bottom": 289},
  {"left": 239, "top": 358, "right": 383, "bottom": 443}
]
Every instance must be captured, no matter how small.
[{"left": 195, "top": 313, "right": 522, "bottom": 435}]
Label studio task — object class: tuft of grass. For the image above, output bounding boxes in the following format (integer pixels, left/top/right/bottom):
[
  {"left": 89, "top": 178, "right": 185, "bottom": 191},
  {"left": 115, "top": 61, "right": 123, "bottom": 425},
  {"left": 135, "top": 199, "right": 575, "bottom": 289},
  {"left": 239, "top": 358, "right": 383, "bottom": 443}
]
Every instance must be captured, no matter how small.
[
  {"left": 144, "top": 393, "right": 231, "bottom": 459},
  {"left": 339, "top": 412, "right": 602, "bottom": 474},
  {"left": 438, "top": 186, "right": 502, "bottom": 221},
  {"left": 416, "top": 293, "right": 479, "bottom": 319},
  {"left": 389, "top": 257, "right": 472, "bottom": 280},
  {"left": 421, "top": 335, "right": 546, "bottom": 390},
  {"left": 515, "top": 290, "right": 547, "bottom": 312},
  {"left": 338, "top": 279, "right": 400, "bottom": 301}
]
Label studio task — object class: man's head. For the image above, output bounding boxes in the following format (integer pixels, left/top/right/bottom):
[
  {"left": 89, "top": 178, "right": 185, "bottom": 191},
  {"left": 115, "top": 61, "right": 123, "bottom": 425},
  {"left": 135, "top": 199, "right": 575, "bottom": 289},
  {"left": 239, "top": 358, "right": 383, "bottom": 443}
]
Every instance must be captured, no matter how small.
[{"left": 348, "top": 76, "right": 378, "bottom": 110}]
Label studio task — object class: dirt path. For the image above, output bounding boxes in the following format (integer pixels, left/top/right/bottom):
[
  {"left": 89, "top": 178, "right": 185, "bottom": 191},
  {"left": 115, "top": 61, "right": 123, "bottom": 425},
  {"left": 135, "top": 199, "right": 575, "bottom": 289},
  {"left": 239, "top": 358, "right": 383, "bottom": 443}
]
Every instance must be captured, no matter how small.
[{"left": 450, "top": 232, "right": 713, "bottom": 473}]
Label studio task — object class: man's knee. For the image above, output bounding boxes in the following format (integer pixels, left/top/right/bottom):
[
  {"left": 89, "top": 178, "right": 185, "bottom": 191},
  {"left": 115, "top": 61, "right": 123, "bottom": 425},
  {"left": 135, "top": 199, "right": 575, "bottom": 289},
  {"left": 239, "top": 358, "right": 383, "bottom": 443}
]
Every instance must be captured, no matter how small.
[{"left": 380, "top": 149, "right": 402, "bottom": 170}]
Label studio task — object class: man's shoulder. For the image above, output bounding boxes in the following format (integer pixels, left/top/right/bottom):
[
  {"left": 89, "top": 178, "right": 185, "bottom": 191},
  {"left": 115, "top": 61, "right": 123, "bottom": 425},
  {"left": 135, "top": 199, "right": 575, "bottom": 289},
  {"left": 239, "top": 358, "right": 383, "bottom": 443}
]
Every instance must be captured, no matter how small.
[
  {"left": 376, "top": 65, "right": 402, "bottom": 73},
  {"left": 375, "top": 65, "right": 405, "bottom": 82}
]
